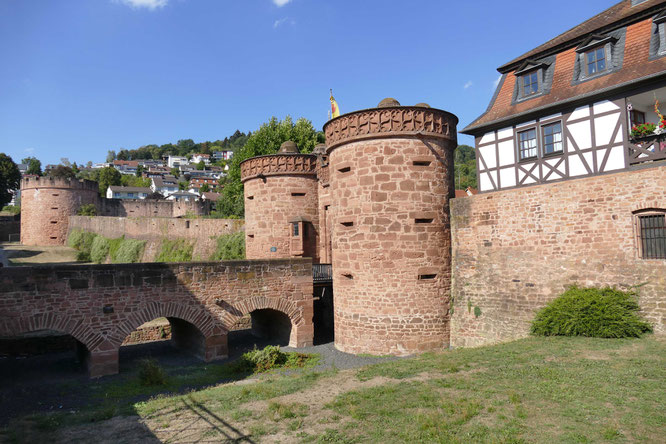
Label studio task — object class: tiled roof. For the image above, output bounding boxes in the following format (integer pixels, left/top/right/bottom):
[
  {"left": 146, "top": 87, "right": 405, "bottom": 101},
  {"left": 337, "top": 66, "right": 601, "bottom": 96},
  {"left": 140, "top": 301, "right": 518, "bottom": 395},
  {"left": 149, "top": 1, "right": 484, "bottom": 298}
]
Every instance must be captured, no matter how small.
[
  {"left": 498, "top": 0, "right": 666, "bottom": 73},
  {"left": 463, "top": 5, "right": 666, "bottom": 134},
  {"left": 108, "top": 186, "right": 151, "bottom": 193}
]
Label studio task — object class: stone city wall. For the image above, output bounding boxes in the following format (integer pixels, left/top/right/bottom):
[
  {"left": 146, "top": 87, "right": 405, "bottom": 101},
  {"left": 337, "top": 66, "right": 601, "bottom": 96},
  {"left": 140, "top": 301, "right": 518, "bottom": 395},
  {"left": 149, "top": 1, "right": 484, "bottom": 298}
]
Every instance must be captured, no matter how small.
[
  {"left": 450, "top": 164, "right": 666, "bottom": 347},
  {"left": 68, "top": 216, "right": 244, "bottom": 261},
  {"left": 0, "top": 258, "right": 314, "bottom": 377}
]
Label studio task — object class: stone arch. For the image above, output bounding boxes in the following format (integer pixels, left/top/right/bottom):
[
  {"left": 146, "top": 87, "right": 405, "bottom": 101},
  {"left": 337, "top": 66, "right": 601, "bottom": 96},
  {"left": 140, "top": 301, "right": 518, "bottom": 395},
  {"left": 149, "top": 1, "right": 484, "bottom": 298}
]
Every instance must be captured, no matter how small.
[
  {"left": 221, "top": 296, "right": 309, "bottom": 348},
  {"left": 0, "top": 313, "right": 101, "bottom": 356},
  {"left": 110, "top": 301, "right": 225, "bottom": 349}
]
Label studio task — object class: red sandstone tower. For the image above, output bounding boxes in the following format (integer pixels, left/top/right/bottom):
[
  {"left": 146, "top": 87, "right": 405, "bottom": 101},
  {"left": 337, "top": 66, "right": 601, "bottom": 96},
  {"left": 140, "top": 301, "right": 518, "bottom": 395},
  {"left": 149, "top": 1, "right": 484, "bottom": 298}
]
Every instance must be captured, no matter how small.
[
  {"left": 240, "top": 141, "right": 320, "bottom": 261},
  {"left": 323, "top": 98, "right": 458, "bottom": 355},
  {"left": 20, "top": 177, "right": 99, "bottom": 246}
]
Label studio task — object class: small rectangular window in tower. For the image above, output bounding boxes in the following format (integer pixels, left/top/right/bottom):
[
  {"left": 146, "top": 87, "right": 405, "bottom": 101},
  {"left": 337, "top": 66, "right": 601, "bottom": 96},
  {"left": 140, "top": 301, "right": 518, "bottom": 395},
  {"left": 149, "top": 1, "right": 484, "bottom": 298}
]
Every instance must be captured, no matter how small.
[
  {"left": 518, "top": 128, "right": 537, "bottom": 160},
  {"left": 638, "top": 214, "right": 666, "bottom": 259}
]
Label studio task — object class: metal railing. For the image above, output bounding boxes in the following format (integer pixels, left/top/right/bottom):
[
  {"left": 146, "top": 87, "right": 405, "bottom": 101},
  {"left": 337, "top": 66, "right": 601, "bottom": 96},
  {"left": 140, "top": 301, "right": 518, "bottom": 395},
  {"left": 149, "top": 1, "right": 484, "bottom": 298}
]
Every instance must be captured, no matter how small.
[
  {"left": 628, "top": 133, "right": 666, "bottom": 165},
  {"left": 312, "top": 263, "right": 332, "bottom": 283}
]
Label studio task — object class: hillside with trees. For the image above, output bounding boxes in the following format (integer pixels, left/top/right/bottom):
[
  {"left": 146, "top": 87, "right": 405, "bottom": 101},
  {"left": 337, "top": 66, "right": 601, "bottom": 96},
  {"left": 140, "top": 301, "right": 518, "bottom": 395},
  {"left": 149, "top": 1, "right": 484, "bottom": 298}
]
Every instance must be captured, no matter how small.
[
  {"left": 454, "top": 144, "right": 477, "bottom": 190},
  {"left": 106, "top": 130, "right": 250, "bottom": 163}
]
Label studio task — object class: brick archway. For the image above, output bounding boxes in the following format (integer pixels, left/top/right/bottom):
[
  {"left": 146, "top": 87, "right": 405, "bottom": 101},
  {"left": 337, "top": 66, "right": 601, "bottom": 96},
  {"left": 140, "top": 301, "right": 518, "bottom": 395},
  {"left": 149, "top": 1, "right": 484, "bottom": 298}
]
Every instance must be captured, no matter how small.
[
  {"left": 0, "top": 313, "right": 101, "bottom": 353},
  {"left": 222, "top": 296, "right": 310, "bottom": 348},
  {"left": 111, "top": 301, "right": 225, "bottom": 349}
]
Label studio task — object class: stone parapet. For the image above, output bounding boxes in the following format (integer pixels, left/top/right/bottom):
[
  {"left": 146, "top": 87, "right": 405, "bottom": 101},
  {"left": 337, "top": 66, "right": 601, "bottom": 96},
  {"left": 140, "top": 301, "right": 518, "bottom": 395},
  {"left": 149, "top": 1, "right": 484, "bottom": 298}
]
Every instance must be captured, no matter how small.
[
  {"left": 21, "top": 176, "right": 99, "bottom": 193},
  {"left": 240, "top": 154, "right": 317, "bottom": 183},
  {"left": 323, "top": 106, "right": 458, "bottom": 151}
]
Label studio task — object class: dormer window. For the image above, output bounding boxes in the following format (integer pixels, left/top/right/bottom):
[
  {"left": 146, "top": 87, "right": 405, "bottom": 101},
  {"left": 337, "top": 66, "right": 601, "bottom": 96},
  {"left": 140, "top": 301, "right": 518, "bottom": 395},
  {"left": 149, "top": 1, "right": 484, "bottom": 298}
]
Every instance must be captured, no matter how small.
[
  {"left": 574, "top": 30, "right": 624, "bottom": 83},
  {"left": 512, "top": 57, "right": 555, "bottom": 104},
  {"left": 521, "top": 71, "right": 539, "bottom": 96},
  {"left": 585, "top": 46, "right": 606, "bottom": 76},
  {"left": 650, "top": 10, "right": 666, "bottom": 58}
]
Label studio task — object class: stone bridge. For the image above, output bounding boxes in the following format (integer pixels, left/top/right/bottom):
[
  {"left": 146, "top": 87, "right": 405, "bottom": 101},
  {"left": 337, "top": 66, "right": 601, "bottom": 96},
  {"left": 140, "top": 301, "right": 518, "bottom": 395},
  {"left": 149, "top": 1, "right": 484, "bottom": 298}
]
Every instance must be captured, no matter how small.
[{"left": 0, "top": 258, "right": 314, "bottom": 377}]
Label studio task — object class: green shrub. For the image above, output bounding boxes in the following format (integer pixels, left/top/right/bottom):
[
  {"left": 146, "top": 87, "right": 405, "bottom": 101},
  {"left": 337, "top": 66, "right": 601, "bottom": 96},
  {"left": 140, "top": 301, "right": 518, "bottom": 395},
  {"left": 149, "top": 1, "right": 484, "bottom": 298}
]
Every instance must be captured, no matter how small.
[
  {"left": 210, "top": 232, "right": 245, "bottom": 261},
  {"left": 137, "top": 358, "right": 167, "bottom": 386},
  {"left": 76, "top": 204, "right": 97, "bottom": 216},
  {"left": 111, "top": 238, "right": 145, "bottom": 263},
  {"left": 1, "top": 205, "right": 20, "bottom": 215},
  {"left": 67, "top": 230, "right": 97, "bottom": 262},
  {"left": 155, "top": 238, "right": 194, "bottom": 263},
  {"left": 90, "top": 236, "right": 110, "bottom": 264},
  {"left": 234, "top": 345, "right": 288, "bottom": 373},
  {"left": 531, "top": 286, "right": 652, "bottom": 338},
  {"left": 108, "top": 236, "right": 124, "bottom": 260}
]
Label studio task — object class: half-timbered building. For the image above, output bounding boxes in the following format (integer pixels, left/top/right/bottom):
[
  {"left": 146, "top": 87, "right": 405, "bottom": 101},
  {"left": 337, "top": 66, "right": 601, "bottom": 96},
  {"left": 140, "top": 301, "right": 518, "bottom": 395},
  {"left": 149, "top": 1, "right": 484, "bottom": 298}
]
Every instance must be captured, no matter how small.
[{"left": 462, "top": 0, "right": 666, "bottom": 192}]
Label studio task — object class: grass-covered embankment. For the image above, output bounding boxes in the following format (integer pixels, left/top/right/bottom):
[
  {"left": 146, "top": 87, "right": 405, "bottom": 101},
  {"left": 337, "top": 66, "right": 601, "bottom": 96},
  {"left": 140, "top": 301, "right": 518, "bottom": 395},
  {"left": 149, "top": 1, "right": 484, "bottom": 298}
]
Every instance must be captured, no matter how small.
[{"left": 1, "top": 336, "right": 664, "bottom": 443}]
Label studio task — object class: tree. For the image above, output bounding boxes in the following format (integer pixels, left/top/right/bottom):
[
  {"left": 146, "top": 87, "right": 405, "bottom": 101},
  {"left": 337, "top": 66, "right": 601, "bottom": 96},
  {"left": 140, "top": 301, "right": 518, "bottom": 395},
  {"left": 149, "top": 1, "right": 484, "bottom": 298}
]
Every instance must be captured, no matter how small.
[
  {"left": 217, "top": 116, "right": 323, "bottom": 218},
  {"left": 454, "top": 145, "right": 477, "bottom": 190},
  {"left": 200, "top": 183, "right": 210, "bottom": 193},
  {"left": 98, "top": 166, "right": 121, "bottom": 195},
  {"left": 106, "top": 150, "right": 116, "bottom": 163},
  {"left": 145, "top": 191, "right": 165, "bottom": 200},
  {"left": 48, "top": 165, "right": 76, "bottom": 179},
  {"left": 178, "top": 181, "right": 189, "bottom": 191},
  {"left": 0, "top": 153, "right": 21, "bottom": 208},
  {"left": 170, "top": 167, "right": 180, "bottom": 177},
  {"left": 196, "top": 160, "right": 205, "bottom": 170},
  {"left": 136, "top": 165, "right": 145, "bottom": 177},
  {"left": 22, "top": 157, "right": 42, "bottom": 176}
]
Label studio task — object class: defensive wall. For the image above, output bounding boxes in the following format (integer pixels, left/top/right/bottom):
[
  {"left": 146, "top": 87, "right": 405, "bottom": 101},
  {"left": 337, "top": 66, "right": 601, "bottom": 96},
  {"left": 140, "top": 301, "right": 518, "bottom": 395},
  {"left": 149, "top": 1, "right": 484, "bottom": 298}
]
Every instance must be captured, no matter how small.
[
  {"left": 0, "top": 215, "right": 20, "bottom": 242},
  {"left": 0, "top": 258, "right": 314, "bottom": 377},
  {"left": 450, "top": 164, "right": 666, "bottom": 347},
  {"left": 241, "top": 142, "right": 320, "bottom": 261},
  {"left": 20, "top": 177, "right": 209, "bottom": 246},
  {"left": 68, "top": 216, "right": 244, "bottom": 261},
  {"left": 323, "top": 100, "right": 458, "bottom": 356}
]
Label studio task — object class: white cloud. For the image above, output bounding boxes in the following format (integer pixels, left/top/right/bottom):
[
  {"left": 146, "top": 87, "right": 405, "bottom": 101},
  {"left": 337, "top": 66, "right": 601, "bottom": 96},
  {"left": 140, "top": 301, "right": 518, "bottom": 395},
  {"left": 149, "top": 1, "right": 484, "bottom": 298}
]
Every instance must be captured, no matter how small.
[
  {"left": 115, "top": 0, "right": 168, "bottom": 10},
  {"left": 273, "top": 17, "right": 295, "bottom": 28},
  {"left": 273, "top": 0, "right": 292, "bottom": 6},
  {"left": 464, "top": 81, "right": 473, "bottom": 90},
  {"left": 492, "top": 74, "right": 502, "bottom": 91},
  {"left": 24, "top": 148, "right": 34, "bottom": 154}
]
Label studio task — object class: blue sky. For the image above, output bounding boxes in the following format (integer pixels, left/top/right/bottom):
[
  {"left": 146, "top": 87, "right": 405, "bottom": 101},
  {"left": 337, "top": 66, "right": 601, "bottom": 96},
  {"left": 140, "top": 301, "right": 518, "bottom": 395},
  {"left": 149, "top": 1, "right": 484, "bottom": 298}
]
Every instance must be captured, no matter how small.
[{"left": 0, "top": 0, "right": 614, "bottom": 165}]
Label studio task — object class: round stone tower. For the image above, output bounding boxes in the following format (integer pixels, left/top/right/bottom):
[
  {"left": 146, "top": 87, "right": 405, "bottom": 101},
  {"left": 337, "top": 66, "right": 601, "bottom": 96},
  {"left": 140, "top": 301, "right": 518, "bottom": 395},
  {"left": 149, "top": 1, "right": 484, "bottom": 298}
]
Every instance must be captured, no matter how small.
[
  {"left": 323, "top": 99, "right": 458, "bottom": 355},
  {"left": 240, "top": 141, "right": 320, "bottom": 261},
  {"left": 20, "top": 176, "right": 100, "bottom": 246}
]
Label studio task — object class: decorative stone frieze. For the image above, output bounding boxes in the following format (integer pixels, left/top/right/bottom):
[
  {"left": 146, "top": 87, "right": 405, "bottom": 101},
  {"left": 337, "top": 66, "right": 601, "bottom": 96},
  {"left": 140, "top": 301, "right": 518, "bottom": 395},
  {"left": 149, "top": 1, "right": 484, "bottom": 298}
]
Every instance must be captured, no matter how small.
[
  {"left": 323, "top": 106, "right": 458, "bottom": 151},
  {"left": 240, "top": 154, "right": 317, "bottom": 183}
]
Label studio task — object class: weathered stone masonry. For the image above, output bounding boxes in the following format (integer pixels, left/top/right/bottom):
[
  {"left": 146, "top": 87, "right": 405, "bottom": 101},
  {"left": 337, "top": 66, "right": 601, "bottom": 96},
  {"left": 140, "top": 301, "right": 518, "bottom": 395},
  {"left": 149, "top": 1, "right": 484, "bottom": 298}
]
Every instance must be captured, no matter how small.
[
  {"left": 323, "top": 103, "right": 458, "bottom": 355},
  {"left": 0, "top": 258, "right": 314, "bottom": 377},
  {"left": 450, "top": 165, "right": 666, "bottom": 347}
]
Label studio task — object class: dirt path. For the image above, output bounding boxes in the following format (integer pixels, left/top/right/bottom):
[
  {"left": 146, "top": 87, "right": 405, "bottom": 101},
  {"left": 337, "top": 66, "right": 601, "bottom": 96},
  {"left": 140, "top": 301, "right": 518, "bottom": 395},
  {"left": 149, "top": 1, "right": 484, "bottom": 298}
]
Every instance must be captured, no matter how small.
[
  {"left": 1, "top": 243, "right": 81, "bottom": 266},
  {"left": 53, "top": 369, "right": 431, "bottom": 443}
]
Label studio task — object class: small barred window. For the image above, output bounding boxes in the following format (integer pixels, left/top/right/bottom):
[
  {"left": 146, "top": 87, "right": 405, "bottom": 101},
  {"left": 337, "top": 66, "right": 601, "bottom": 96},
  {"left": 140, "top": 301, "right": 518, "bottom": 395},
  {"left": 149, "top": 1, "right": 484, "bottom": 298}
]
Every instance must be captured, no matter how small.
[{"left": 636, "top": 212, "right": 666, "bottom": 259}]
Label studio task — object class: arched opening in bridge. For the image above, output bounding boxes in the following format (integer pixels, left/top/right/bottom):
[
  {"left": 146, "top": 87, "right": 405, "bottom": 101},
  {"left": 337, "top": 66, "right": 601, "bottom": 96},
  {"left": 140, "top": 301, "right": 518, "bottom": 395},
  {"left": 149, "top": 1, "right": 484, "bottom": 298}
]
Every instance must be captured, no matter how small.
[
  {"left": 228, "top": 309, "right": 293, "bottom": 357},
  {"left": 0, "top": 329, "right": 89, "bottom": 380},
  {"left": 118, "top": 317, "right": 208, "bottom": 371}
]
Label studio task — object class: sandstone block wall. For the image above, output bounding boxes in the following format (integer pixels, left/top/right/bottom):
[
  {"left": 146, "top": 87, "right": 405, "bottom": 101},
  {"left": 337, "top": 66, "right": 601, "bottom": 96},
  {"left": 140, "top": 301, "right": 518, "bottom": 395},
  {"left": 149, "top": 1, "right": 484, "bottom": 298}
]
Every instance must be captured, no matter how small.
[
  {"left": 21, "top": 177, "right": 99, "bottom": 246},
  {"left": 323, "top": 104, "right": 458, "bottom": 356},
  {"left": 0, "top": 216, "right": 20, "bottom": 242},
  {"left": 68, "top": 216, "right": 244, "bottom": 261},
  {"left": 0, "top": 258, "right": 314, "bottom": 377},
  {"left": 241, "top": 153, "right": 319, "bottom": 262},
  {"left": 450, "top": 165, "right": 666, "bottom": 347},
  {"left": 100, "top": 198, "right": 208, "bottom": 218}
]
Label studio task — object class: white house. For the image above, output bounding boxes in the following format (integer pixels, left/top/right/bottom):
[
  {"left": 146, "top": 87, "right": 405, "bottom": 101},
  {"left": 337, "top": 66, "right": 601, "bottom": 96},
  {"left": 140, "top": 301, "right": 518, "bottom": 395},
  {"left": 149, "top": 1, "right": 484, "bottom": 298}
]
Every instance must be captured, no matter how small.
[
  {"left": 106, "top": 186, "right": 151, "bottom": 200},
  {"left": 167, "top": 155, "right": 188, "bottom": 168}
]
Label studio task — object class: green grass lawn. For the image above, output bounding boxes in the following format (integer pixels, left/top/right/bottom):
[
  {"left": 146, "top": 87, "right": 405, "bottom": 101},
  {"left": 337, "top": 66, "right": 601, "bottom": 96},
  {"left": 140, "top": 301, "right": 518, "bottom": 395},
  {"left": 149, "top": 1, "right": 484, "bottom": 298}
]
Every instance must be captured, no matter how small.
[{"left": 2, "top": 336, "right": 664, "bottom": 443}]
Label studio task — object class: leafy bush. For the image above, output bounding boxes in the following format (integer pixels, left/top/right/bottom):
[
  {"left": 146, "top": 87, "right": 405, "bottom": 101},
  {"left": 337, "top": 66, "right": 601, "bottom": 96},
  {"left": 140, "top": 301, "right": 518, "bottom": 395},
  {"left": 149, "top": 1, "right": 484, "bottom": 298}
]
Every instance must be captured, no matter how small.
[
  {"left": 1, "top": 205, "right": 20, "bottom": 215},
  {"left": 210, "top": 232, "right": 245, "bottom": 260},
  {"left": 137, "top": 358, "right": 167, "bottom": 386},
  {"left": 235, "top": 345, "right": 288, "bottom": 373},
  {"left": 67, "top": 229, "right": 97, "bottom": 262},
  {"left": 108, "top": 236, "right": 125, "bottom": 260},
  {"left": 76, "top": 204, "right": 97, "bottom": 216},
  {"left": 111, "top": 238, "right": 146, "bottom": 263},
  {"left": 90, "top": 236, "right": 110, "bottom": 264},
  {"left": 531, "top": 286, "right": 653, "bottom": 338},
  {"left": 155, "top": 238, "right": 194, "bottom": 263}
]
